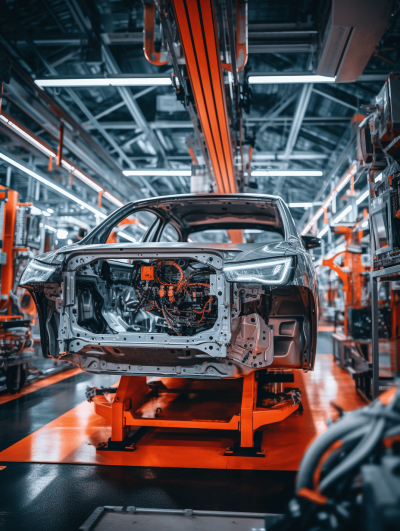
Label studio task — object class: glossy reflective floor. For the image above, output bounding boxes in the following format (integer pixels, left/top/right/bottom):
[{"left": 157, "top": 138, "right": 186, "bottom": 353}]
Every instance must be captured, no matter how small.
[{"left": 0, "top": 331, "right": 366, "bottom": 531}]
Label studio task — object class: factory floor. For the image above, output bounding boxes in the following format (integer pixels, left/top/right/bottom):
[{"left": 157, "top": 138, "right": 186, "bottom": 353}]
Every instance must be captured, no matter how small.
[{"left": 0, "top": 330, "right": 365, "bottom": 531}]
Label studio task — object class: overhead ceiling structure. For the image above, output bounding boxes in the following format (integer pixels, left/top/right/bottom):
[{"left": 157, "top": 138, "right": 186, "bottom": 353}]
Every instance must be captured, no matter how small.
[{"left": 0, "top": 0, "right": 399, "bottom": 236}]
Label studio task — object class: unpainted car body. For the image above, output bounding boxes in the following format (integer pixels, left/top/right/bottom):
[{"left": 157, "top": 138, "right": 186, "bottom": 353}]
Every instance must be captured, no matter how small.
[{"left": 20, "top": 194, "right": 319, "bottom": 379}]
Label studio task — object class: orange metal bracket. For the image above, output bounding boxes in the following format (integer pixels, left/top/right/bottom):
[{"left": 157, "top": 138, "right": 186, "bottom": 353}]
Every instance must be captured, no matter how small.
[
  {"left": 93, "top": 372, "right": 299, "bottom": 449},
  {"left": 56, "top": 122, "right": 64, "bottom": 167},
  {"left": 221, "top": 0, "right": 248, "bottom": 73},
  {"left": 143, "top": 2, "right": 168, "bottom": 65}
]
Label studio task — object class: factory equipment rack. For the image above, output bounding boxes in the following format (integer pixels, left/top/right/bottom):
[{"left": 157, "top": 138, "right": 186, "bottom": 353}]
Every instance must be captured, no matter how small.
[
  {"left": 370, "top": 264, "right": 400, "bottom": 398},
  {"left": 89, "top": 371, "right": 301, "bottom": 456}
]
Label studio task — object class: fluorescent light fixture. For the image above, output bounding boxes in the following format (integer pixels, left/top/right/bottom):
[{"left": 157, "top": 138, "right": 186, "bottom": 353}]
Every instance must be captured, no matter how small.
[
  {"left": 47, "top": 208, "right": 54, "bottom": 214},
  {"left": 333, "top": 204, "right": 353, "bottom": 224},
  {"left": 0, "top": 115, "right": 55, "bottom": 158},
  {"left": 289, "top": 202, "right": 314, "bottom": 208},
  {"left": 375, "top": 173, "right": 383, "bottom": 183},
  {"left": 252, "top": 170, "right": 323, "bottom": 177},
  {"left": 248, "top": 75, "right": 335, "bottom": 84},
  {"left": 70, "top": 167, "right": 104, "bottom": 193},
  {"left": 57, "top": 229, "right": 68, "bottom": 239},
  {"left": 318, "top": 225, "right": 329, "bottom": 238},
  {"left": 123, "top": 169, "right": 192, "bottom": 177},
  {"left": 336, "top": 173, "right": 352, "bottom": 193},
  {"left": 35, "top": 76, "right": 172, "bottom": 88},
  {"left": 301, "top": 164, "right": 357, "bottom": 235},
  {"left": 356, "top": 189, "right": 369, "bottom": 205},
  {"left": 0, "top": 151, "right": 107, "bottom": 220},
  {"left": 1, "top": 113, "right": 107, "bottom": 196},
  {"left": 103, "top": 191, "right": 124, "bottom": 208}
]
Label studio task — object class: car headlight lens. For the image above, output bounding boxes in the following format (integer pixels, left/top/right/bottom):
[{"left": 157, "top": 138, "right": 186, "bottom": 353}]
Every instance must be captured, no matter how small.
[
  {"left": 19, "top": 259, "right": 58, "bottom": 286},
  {"left": 223, "top": 257, "right": 292, "bottom": 284}
]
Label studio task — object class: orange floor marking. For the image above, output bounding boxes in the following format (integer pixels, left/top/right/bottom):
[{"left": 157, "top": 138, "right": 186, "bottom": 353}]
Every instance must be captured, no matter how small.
[
  {"left": 0, "top": 367, "right": 82, "bottom": 405},
  {"left": 0, "top": 357, "right": 365, "bottom": 470}
]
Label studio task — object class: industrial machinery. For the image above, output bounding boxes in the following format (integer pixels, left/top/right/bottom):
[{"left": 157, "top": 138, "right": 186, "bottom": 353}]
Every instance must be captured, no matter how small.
[{"left": 267, "top": 384, "right": 400, "bottom": 531}]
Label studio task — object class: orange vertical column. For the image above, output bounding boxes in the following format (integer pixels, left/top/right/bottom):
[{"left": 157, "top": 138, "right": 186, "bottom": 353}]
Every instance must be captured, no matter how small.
[{"left": 240, "top": 372, "right": 257, "bottom": 447}]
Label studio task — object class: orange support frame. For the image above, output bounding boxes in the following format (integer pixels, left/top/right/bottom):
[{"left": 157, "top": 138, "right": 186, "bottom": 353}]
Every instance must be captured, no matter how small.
[{"left": 93, "top": 373, "right": 299, "bottom": 449}]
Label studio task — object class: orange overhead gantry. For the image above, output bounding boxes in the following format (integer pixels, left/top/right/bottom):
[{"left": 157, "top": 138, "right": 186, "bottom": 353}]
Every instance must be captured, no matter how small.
[{"left": 172, "top": 0, "right": 244, "bottom": 244}]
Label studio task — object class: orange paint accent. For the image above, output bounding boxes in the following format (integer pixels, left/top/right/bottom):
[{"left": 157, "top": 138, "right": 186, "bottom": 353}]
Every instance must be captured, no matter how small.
[
  {"left": 0, "top": 357, "right": 366, "bottom": 470},
  {"left": 48, "top": 156, "right": 53, "bottom": 171},
  {"left": 141, "top": 266, "right": 154, "bottom": 281},
  {"left": 56, "top": 122, "right": 64, "bottom": 166},
  {"left": 379, "top": 386, "right": 397, "bottom": 405},
  {"left": 188, "top": 147, "right": 198, "bottom": 165},
  {"left": 143, "top": 2, "right": 168, "bottom": 65},
  {"left": 297, "top": 487, "right": 328, "bottom": 505},
  {"left": 312, "top": 439, "right": 343, "bottom": 489},
  {"left": 382, "top": 434, "right": 400, "bottom": 449},
  {"left": 221, "top": 0, "right": 248, "bottom": 72},
  {"left": 0, "top": 368, "right": 81, "bottom": 405}
]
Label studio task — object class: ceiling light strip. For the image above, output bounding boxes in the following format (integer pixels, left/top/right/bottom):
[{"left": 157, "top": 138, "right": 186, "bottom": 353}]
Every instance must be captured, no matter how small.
[
  {"left": 301, "top": 164, "right": 357, "bottom": 236},
  {"left": 0, "top": 112, "right": 125, "bottom": 208},
  {"left": 35, "top": 76, "right": 172, "bottom": 88},
  {"left": 248, "top": 75, "right": 336, "bottom": 84},
  {"left": 252, "top": 170, "right": 323, "bottom": 177}
]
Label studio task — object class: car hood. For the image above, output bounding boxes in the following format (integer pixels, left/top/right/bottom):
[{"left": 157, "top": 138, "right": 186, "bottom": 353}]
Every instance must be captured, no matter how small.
[{"left": 37, "top": 240, "right": 298, "bottom": 266}]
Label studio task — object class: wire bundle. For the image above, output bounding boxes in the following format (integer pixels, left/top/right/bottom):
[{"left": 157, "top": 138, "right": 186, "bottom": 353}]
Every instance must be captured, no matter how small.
[{"left": 268, "top": 383, "right": 400, "bottom": 531}]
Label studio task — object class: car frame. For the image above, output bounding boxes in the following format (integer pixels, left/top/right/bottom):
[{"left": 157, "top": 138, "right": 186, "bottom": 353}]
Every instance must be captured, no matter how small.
[{"left": 20, "top": 193, "right": 319, "bottom": 379}]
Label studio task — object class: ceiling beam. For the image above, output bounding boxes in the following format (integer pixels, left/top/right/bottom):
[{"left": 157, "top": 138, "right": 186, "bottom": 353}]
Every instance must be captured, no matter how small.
[{"left": 312, "top": 88, "right": 359, "bottom": 111}]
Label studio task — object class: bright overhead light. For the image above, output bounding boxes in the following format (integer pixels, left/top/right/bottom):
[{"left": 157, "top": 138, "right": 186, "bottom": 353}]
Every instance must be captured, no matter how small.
[
  {"left": 289, "top": 202, "right": 314, "bottom": 208},
  {"left": 336, "top": 173, "right": 352, "bottom": 193},
  {"left": 0, "top": 151, "right": 107, "bottom": 220},
  {"left": 57, "top": 229, "right": 68, "bottom": 239},
  {"left": 333, "top": 204, "right": 353, "bottom": 224},
  {"left": 42, "top": 211, "right": 51, "bottom": 216},
  {"left": 301, "top": 164, "right": 357, "bottom": 235},
  {"left": 103, "top": 191, "right": 124, "bottom": 208},
  {"left": 45, "top": 225, "right": 57, "bottom": 232},
  {"left": 1, "top": 112, "right": 107, "bottom": 196},
  {"left": 252, "top": 170, "right": 323, "bottom": 177},
  {"left": 318, "top": 225, "right": 329, "bottom": 238},
  {"left": 0, "top": 115, "right": 55, "bottom": 158},
  {"left": 356, "top": 189, "right": 369, "bottom": 205},
  {"left": 47, "top": 208, "right": 54, "bottom": 214},
  {"left": 67, "top": 239, "right": 73, "bottom": 245},
  {"left": 123, "top": 170, "right": 192, "bottom": 177},
  {"left": 248, "top": 75, "right": 335, "bottom": 84},
  {"left": 35, "top": 76, "right": 172, "bottom": 88}
]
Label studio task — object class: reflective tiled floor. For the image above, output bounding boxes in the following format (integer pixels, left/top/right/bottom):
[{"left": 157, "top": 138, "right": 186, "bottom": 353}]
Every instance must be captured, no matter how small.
[{"left": 0, "top": 333, "right": 366, "bottom": 530}]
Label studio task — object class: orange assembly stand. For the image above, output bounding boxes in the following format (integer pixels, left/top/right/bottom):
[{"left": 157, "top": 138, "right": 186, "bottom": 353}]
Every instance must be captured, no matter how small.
[{"left": 91, "top": 372, "right": 299, "bottom": 455}]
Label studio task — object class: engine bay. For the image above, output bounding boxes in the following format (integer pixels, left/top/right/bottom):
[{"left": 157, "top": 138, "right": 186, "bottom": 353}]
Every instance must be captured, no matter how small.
[{"left": 76, "top": 258, "right": 218, "bottom": 337}]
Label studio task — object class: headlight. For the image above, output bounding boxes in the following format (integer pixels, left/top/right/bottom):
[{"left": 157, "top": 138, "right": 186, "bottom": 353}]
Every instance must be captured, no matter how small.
[
  {"left": 19, "top": 259, "right": 58, "bottom": 286},
  {"left": 223, "top": 257, "right": 292, "bottom": 285}
]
